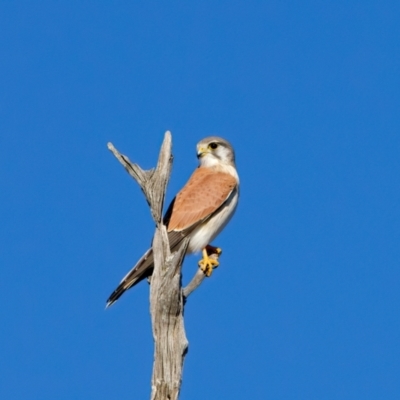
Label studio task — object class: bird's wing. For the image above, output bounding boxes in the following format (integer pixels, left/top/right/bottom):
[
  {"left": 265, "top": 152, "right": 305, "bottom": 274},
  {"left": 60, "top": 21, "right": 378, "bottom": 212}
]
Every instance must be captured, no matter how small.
[
  {"left": 166, "top": 167, "right": 237, "bottom": 232},
  {"left": 106, "top": 248, "right": 154, "bottom": 307}
]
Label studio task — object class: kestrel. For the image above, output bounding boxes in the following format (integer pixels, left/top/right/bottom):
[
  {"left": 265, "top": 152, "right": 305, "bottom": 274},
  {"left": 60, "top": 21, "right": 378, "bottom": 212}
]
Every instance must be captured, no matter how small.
[{"left": 106, "top": 136, "right": 239, "bottom": 307}]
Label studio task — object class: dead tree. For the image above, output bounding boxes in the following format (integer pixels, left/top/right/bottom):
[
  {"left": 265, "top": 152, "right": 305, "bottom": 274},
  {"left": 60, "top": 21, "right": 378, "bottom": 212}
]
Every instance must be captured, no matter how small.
[{"left": 107, "top": 131, "right": 218, "bottom": 400}]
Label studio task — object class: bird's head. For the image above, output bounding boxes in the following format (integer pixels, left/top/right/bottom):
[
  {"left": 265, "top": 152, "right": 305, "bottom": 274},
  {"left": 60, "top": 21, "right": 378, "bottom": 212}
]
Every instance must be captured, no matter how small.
[{"left": 196, "top": 136, "right": 236, "bottom": 168}]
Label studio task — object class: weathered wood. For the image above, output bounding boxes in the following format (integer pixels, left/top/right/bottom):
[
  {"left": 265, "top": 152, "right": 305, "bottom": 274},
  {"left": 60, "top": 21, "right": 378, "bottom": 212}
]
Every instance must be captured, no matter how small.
[
  {"left": 150, "top": 229, "right": 189, "bottom": 400},
  {"left": 107, "top": 132, "right": 172, "bottom": 224},
  {"left": 108, "top": 131, "right": 211, "bottom": 400}
]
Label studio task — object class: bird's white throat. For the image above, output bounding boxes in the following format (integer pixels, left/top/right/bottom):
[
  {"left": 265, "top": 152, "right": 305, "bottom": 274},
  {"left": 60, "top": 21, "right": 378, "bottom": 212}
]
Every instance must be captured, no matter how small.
[{"left": 200, "top": 156, "right": 239, "bottom": 183}]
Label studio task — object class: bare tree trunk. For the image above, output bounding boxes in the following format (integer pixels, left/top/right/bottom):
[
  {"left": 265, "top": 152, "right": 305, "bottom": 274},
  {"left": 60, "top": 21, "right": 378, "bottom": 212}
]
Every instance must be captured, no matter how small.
[
  {"left": 107, "top": 132, "right": 219, "bottom": 400},
  {"left": 150, "top": 226, "right": 189, "bottom": 400}
]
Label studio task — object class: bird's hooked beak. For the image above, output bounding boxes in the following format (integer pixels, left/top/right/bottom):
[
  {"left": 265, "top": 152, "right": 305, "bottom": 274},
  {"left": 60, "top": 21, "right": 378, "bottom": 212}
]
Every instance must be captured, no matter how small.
[{"left": 197, "top": 146, "right": 209, "bottom": 159}]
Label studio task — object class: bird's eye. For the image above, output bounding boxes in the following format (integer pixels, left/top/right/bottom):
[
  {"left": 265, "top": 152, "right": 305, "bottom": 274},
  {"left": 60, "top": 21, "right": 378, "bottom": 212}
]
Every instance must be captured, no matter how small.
[{"left": 209, "top": 142, "right": 218, "bottom": 150}]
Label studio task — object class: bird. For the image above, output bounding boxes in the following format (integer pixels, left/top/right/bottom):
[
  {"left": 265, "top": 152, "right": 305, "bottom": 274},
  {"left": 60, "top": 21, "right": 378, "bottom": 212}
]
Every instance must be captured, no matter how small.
[{"left": 106, "top": 136, "right": 239, "bottom": 307}]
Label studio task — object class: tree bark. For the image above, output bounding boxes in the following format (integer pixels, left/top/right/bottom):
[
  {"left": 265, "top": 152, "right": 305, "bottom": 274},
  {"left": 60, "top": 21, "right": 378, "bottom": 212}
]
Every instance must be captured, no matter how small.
[
  {"left": 107, "top": 132, "right": 219, "bottom": 400},
  {"left": 150, "top": 226, "right": 189, "bottom": 400}
]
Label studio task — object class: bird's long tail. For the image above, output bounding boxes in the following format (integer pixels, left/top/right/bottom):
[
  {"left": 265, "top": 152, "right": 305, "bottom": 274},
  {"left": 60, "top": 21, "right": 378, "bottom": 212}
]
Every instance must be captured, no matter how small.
[{"left": 106, "top": 248, "right": 154, "bottom": 308}]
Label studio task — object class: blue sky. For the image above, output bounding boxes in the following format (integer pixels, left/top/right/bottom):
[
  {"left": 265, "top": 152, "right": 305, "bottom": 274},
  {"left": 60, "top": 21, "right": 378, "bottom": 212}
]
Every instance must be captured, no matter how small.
[{"left": 1, "top": 1, "right": 399, "bottom": 399}]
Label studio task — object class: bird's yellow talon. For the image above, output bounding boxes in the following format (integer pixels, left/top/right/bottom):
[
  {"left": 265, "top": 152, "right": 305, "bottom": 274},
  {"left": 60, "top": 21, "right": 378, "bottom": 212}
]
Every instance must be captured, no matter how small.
[{"left": 198, "top": 248, "right": 221, "bottom": 277}]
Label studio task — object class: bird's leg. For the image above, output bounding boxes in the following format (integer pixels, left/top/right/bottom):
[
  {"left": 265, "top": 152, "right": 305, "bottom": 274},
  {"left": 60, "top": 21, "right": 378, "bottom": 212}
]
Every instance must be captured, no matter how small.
[
  {"left": 198, "top": 245, "right": 222, "bottom": 277},
  {"left": 205, "top": 244, "right": 222, "bottom": 256}
]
